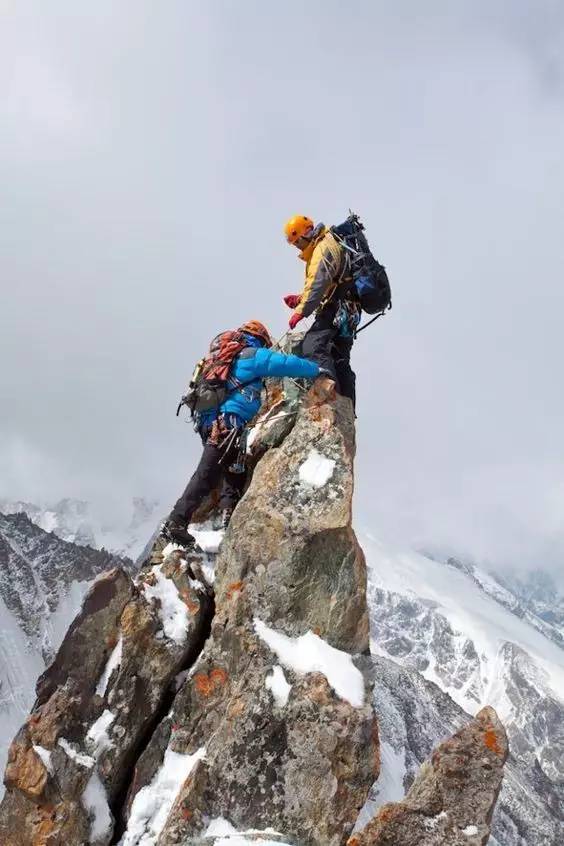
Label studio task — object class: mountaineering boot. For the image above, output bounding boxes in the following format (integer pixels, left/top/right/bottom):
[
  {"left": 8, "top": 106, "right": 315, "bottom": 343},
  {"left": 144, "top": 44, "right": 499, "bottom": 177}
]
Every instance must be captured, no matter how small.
[
  {"left": 161, "top": 518, "right": 196, "bottom": 548},
  {"left": 220, "top": 508, "right": 233, "bottom": 530}
]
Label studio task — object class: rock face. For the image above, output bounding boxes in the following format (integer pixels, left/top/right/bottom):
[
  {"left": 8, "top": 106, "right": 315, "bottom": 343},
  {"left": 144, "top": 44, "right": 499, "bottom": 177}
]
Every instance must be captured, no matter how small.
[
  {"left": 350, "top": 706, "right": 508, "bottom": 846},
  {"left": 0, "top": 555, "right": 213, "bottom": 845},
  {"left": 119, "top": 387, "right": 377, "bottom": 846},
  {"left": 0, "top": 513, "right": 132, "bottom": 791},
  {"left": 0, "top": 512, "right": 130, "bottom": 652},
  {"left": 0, "top": 386, "right": 378, "bottom": 845},
  {"left": 356, "top": 656, "right": 551, "bottom": 846}
]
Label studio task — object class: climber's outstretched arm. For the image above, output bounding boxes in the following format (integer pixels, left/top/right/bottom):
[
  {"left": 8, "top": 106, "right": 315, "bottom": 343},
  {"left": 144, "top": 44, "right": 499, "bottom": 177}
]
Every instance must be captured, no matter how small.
[{"left": 251, "top": 347, "right": 319, "bottom": 380}]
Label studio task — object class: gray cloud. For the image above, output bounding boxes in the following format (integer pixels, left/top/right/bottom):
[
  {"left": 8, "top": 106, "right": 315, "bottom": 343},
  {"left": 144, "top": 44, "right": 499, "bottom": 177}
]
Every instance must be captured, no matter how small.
[{"left": 1, "top": 1, "right": 563, "bottom": 580}]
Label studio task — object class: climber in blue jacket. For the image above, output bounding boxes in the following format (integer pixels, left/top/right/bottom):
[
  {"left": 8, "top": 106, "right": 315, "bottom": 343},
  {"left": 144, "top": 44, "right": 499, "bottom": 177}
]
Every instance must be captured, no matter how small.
[{"left": 162, "top": 320, "right": 320, "bottom": 547}]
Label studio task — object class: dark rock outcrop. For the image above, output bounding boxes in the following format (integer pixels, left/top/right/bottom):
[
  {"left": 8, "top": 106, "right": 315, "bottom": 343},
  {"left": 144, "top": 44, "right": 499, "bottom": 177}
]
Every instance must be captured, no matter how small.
[
  {"left": 0, "top": 554, "right": 213, "bottom": 845},
  {"left": 349, "top": 706, "right": 508, "bottom": 846},
  {"left": 356, "top": 656, "right": 553, "bottom": 846}
]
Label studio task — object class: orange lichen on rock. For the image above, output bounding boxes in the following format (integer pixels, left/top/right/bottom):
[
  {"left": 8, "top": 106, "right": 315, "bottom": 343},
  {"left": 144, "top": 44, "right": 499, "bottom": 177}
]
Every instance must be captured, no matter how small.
[
  {"left": 376, "top": 803, "right": 402, "bottom": 824},
  {"left": 194, "top": 667, "right": 229, "bottom": 697},
  {"left": 484, "top": 728, "right": 503, "bottom": 756},
  {"left": 180, "top": 591, "right": 200, "bottom": 615},
  {"left": 210, "top": 667, "right": 228, "bottom": 686},
  {"left": 194, "top": 673, "right": 213, "bottom": 696},
  {"left": 226, "top": 581, "right": 244, "bottom": 600},
  {"left": 4, "top": 743, "right": 49, "bottom": 800}
]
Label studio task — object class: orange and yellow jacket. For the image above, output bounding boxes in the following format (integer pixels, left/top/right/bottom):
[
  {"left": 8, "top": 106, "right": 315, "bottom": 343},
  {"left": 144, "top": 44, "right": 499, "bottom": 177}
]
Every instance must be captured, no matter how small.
[{"left": 295, "top": 224, "right": 348, "bottom": 317}]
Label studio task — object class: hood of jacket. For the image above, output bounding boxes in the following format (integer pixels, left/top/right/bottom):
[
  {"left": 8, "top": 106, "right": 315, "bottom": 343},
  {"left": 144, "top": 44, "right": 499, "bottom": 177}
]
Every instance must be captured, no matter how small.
[{"left": 298, "top": 222, "right": 327, "bottom": 262}]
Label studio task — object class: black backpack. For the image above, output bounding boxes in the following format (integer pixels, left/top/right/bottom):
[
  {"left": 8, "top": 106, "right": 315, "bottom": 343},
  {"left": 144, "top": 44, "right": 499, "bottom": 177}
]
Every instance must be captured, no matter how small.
[{"left": 331, "top": 213, "right": 392, "bottom": 316}]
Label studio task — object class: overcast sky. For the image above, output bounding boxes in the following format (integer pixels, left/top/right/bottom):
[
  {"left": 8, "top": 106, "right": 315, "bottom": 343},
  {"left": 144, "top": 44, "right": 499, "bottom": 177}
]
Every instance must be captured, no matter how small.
[{"left": 1, "top": 1, "right": 563, "bottom": 581}]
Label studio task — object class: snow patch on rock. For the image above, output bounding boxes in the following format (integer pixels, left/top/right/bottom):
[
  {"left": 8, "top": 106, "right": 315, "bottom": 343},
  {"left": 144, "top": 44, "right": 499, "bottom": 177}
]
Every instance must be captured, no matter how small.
[
  {"left": 204, "top": 818, "right": 291, "bottom": 845},
  {"left": 189, "top": 526, "right": 225, "bottom": 554},
  {"left": 82, "top": 769, "right": 113, "bottom": 842},
  {"left": 58, "top": 737, "right": 95, "bottom": 768},
  {"left": 205, "top": 817, "right": 240, "bottom": 836},
  {"left": 32, "top": 744, "right": 52, "bottom": 773},
  {"left": 423, "top": 810, "right": 448, "bottom": 830},
  {"left": 143, "top": 566, "right": 189, "bottom": 644},
  {"left": 254, "top": 618, "right": 364, "bottom": 707},
  {"left": 373, "top": 741, "right": 406, "bottom": 804},
  {"left": 119, "top": 746, "right": 205, "bottom": 845},
  {"left": 298, "top": 449, "right": 335, "bottom": 488},
  {"left": 96, "top": 633, "right": 123, "bottom": 697},
  {"left": 86, "top": 709, "right": 115, "bottom": 758},
  {"left": 265, "top": 665, "right": 292, "bottom": 708}
]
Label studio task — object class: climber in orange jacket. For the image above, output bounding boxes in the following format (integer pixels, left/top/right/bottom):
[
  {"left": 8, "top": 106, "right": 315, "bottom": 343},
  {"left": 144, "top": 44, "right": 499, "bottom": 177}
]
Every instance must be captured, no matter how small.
[{"left": 282, "top": 215, "right": 361, "bottom": 407}]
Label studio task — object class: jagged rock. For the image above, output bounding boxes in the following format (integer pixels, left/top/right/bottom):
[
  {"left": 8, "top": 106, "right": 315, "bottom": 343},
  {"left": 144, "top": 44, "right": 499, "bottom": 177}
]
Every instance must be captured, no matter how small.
[
  {"left": 365, "top": 541, "right": 564, "bottom": 844},
  {"left": 0, "top": 385, "right": 376, "bottom": 845},
  {"left": 355, "top": 656, "right": 559, "bottom": 846},
  {"left": 0, "top": 513, "right": 136, "bottom": 786},
  {"left": 119, "top": 390, "right": 377, "bottom": 846},
  {"left": 349, "top": 706, "right": 508, "bottom": 846},
  {"left": 0, "top": 555, "right": 213, "bottom": 845}
]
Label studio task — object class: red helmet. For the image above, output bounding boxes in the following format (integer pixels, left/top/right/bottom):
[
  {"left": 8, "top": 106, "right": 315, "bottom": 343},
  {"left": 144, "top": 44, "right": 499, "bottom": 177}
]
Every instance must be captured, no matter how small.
[{"left": 239, "top": 320, "right": 272, "bottom": 348}]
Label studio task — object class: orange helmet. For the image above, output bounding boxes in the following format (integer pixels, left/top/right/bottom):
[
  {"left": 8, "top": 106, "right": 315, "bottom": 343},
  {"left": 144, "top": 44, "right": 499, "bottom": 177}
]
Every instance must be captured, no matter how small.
[
  {"left": 239, "top": 320, "right": 272, "bottom": 348},
  {"left": 284, "top": 215, "right": 314, "bottom": 245}
]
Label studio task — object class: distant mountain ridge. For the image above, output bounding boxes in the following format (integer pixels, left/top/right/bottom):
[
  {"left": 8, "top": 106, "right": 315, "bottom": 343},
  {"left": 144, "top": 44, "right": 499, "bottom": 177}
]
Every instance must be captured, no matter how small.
[
  {"left": 0, "top": 496, "right": 161, "bottom": 560},
  {"left": 363, "top": 533, "right": 564, "bottom": 844},
  {"left": 1, "top": 495, "right": 563, "bottom": 842},
  {"left": 0, "top": 512, "right": 131, "bottom": 791}
]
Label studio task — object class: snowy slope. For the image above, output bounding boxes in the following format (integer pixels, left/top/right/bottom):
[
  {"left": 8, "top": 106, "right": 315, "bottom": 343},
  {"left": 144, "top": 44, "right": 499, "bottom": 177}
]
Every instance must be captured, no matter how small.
[
  {"left": 2, "top": 491, "right": 563, "bottom": 842},
  {"left": 360, "top": 530, "right": 564, "bottom": 845},
  {"left": 0, "top": 513, "right": 129, "bottom": 793},
  {"left": 355, "top": 655, "right": 562, "bottom": 846},
  {"left": 364, "top": 533, "right": 564, "bottom": 711},
  {"left": 0, "top": 497, "right": 160, "bottom": 560},
  {"left": 0, "top": 594, "right": 45, "bottom": 784}
]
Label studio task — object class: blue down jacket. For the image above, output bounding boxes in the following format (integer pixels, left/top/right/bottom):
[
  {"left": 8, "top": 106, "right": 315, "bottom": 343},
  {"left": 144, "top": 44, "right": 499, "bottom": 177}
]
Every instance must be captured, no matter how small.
[{"left": 198, "top": 337, "right": 319, "bottom": 429}]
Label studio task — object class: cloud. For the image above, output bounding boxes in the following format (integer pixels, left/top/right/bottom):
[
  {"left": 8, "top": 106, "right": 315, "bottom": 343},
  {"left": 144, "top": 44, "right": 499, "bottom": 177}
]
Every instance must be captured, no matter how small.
[{"left": 1, "top": 1, "right": 563, "bottom": 583}]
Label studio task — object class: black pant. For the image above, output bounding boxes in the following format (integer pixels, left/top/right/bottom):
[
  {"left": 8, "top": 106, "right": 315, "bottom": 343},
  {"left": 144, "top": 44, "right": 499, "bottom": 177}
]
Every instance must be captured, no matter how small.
[
  {"left": 169, "top": 432, "right": 246, "bottom": 524},
  {"left": 302, "top": 307, "right": 356, "bottom": 407}
]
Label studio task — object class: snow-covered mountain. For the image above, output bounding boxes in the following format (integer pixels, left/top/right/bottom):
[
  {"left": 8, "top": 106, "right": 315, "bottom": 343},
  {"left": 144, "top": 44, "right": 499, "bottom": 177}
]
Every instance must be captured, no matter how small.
[
  {"left": 0, "top": 512, "right": 129, "bottom": 791},
  {"left": 361, "top": 532, "right": 564, "bottom": 844},
  {"left": 1, "top": 490, "right": 563, "bottom": 842},
  {"left": 0, "top": 496, "right": 161, "bottom": 560}
]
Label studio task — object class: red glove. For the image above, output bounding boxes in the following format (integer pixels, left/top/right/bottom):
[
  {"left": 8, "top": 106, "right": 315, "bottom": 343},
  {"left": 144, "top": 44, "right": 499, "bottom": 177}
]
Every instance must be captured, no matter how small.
[
  {"left": 289, "top": 312, "right": 304, "bottom": 330},
  {"left": 283, "top": 293, "right": 302, "bottom": 310}
]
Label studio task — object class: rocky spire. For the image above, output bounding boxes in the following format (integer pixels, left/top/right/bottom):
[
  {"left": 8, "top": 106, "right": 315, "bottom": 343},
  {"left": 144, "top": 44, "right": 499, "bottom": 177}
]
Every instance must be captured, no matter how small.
[
  {"left": 0, "top": 377, "right": 510, "bottom": 845},
  {"left": 0, "top": 382, "right": 379, "bottom": 845},
  {"left": 349, "top": 706, "right": 508, "bottom": 846}
]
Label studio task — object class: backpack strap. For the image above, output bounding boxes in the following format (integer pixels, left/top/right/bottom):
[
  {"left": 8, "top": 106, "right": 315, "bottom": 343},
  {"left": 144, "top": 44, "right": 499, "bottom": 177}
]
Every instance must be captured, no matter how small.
[
  {"left": 318, "top": 232, "right": 353, "bottom": 311},
  {"left": 225, "top": 348, "right": 259, "bottom": 395}
]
